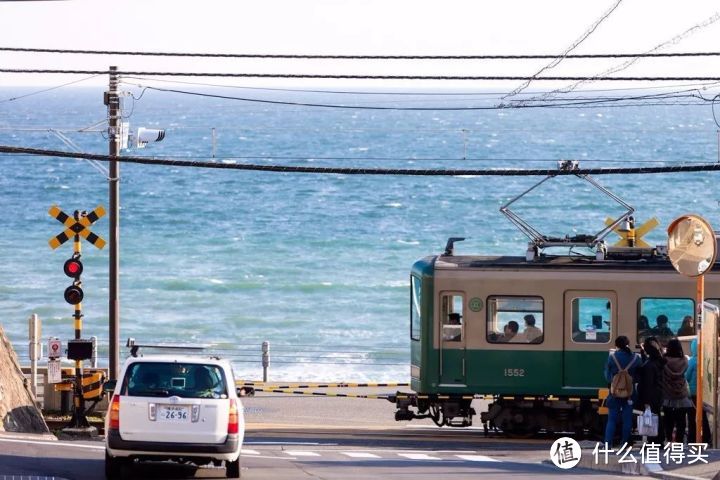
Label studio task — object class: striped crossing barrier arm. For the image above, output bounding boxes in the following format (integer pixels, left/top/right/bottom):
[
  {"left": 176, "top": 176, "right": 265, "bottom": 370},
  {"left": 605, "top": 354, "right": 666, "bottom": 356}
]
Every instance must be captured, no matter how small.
[{"left": 238, "top": 381, "right": 410, "bottom": 388}]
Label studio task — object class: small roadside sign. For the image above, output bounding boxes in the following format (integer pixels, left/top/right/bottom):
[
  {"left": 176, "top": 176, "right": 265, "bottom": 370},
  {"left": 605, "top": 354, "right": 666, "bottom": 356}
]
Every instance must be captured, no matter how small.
[
  {"left": 48, "top": 338, "right": 62, "bottom": 359},
  {"left": 47, "top": 359, "right": 62, "bottom": 384}
]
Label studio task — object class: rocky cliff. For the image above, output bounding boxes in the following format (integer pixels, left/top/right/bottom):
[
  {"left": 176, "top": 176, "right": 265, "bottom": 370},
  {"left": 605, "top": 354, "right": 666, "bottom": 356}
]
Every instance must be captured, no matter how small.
[{"left": 0, "top": 324, "right": 49, "bottom": 433}]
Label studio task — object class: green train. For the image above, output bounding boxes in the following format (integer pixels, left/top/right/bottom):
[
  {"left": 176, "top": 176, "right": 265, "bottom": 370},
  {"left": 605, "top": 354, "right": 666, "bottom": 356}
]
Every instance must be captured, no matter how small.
[{"left": 394, "top": 240, "right": 719, "bottom": 435}]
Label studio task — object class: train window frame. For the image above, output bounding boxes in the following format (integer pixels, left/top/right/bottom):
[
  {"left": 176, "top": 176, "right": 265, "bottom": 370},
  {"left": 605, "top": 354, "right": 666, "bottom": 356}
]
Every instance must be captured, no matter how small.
[
  {"left": 570, "top": 297, "right": 612, "bottom": 344},
  {"left": 440, "top": 293, "right": 464, "bottom": 343},
  {"left": 637, "top": 297, "right": 695, "bottom": 345},
  {"left": 486, "top": 295, "right": 544, "bottom": 345},
  {"left": 410, "top": 275, "right": 422, "bottom": 341}
]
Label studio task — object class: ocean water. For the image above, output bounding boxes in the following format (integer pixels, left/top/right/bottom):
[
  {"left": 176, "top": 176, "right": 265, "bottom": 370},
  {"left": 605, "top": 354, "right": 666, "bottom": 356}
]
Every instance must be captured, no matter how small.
[{"left": 0, "top": 86, "right": 718, "bottom": 381}]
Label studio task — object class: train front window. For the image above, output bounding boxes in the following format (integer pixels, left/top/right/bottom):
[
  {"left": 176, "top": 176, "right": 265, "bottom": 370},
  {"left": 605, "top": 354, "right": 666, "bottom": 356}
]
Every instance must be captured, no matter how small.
[
  {"left": 410, "top": 275, "right": 421, "bottom": 341},
  {"left": 486, "top": 296, "right": 544, "bottom": 344},
  {"left": 638, "top": 298, "right": 694, "bottom": 345},
  {"left": 571, "top": 297, "right": 611, "bottom": 343}
]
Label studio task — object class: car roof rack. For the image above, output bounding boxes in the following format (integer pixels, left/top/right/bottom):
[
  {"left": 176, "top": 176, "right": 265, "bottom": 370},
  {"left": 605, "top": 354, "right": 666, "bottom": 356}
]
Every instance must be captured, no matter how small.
[{"left": 126, "top": 337, "right": 208, "bottom": 357}]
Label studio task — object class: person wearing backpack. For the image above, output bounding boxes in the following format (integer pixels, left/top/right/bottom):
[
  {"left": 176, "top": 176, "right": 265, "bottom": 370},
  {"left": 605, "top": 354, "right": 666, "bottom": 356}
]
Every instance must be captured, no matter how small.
[
  {"left": 604, "top": 335, "right": 641, "bottom": 446},
  {"left": 637, "top": 336, "right": 665, "bottom": 443},
  {"left": 662, "top": 338, "right": 693, "bottom": 443}
]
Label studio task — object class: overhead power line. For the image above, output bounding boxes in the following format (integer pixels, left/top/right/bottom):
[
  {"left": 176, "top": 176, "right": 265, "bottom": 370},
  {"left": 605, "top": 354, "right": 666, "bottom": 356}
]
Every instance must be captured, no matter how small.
[
  {"left": 0, "top": 74, "right": 101, "bottom": 103},
  {"left": 535, "top": 11, "right": 720, "bottom": 101},
  {"left": 2, "top": 145, "right": 719, "bottom": 176},
  {"left": 3, "top": 68, "right": 720, "bottom": 81},
  {"left": 122, "top": 76, "right": 720, "bottom": 96},
  {"left": 2, "top": 46, "right": 720, "bottom": 59},
  {"left": 135, "top": 85, "right": 713, "bottom": 110},
  {"left": 504, "top": 0, "right": 624, "bottom": 99}
]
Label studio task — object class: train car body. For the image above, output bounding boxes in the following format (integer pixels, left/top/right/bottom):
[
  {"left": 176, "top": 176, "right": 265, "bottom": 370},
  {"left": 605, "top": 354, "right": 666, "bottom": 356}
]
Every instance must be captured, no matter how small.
[{"left": 398, "top": 247, "right": 719, "bottom": 434}]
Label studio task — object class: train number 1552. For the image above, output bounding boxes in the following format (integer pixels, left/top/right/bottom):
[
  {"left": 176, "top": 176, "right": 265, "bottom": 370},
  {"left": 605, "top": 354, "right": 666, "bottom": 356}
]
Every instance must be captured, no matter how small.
[{"left": 503, "top": 368, "right": 525, "bottom": 377}]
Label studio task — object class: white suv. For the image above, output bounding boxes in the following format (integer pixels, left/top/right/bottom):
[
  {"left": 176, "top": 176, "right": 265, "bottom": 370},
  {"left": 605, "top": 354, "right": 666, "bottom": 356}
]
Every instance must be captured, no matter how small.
[{"left": 104, "top": 354, "right": 245, "bottom": 479}]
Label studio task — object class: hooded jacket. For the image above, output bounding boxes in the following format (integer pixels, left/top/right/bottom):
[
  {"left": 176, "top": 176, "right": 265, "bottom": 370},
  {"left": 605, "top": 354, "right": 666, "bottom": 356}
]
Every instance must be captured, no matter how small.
[
  {"left": 662, "top": 355, "right": 689, "bottom": 400},
  {"left": 686, "top": 339, "right": 698, "bottom": 395}
]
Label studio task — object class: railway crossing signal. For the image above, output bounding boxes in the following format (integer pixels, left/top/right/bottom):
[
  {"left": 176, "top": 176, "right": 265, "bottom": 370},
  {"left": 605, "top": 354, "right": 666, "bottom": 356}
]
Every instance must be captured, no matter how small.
[
  {"left": 604, "top": 216, "right": 659, "bottom": 247},
  {"left": 48, "top": 205, "right": 105, "bottom": 434},
  {"left": 48, "top": 204, "right": 106, "bottom": 250},
  {"left": 64, "top": 284, "right": 84, "bottom": 305},
  {"left": 63, "top": 257, "right": 83, "bottom": 278}
]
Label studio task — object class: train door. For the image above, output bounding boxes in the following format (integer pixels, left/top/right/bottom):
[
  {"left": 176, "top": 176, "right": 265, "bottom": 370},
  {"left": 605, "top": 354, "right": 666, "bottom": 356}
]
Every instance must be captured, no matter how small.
[
  {"left": 439, "top": 292, "right": 466, "bottom": 386},
  {"left": 563, "top": 290, "right": 617, "bottom": 388}
]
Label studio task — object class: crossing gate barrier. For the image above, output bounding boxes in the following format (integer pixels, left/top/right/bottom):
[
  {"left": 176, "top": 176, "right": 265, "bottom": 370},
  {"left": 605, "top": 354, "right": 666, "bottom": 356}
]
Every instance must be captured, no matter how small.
[{"left": 54, "top": 368, "right": 106, "bottom": 401}]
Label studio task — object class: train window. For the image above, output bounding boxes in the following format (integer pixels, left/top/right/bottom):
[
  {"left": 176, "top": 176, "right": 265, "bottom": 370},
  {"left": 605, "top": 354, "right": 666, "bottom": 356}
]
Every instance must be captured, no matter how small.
[
  {"left": 486, "top": 296, "right": 544, "bottom": 344},
  {"left": 410, "top": 276, "right": 422, "bottom": 341},
  {"left": 638, "top": 298, "right": 694, "bottom": 345},
  {"left": 440, "top": 294, "right": 464, "bottom": 342},
  {"left": 571, "top": 297, "right": 611, "bottom": 343}
]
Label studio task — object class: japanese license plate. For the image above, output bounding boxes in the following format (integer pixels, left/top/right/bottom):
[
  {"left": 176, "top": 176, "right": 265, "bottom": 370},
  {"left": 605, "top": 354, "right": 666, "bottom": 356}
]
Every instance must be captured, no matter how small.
[{"left": 158, "top": 405, "right": 190, "bottom": 422}]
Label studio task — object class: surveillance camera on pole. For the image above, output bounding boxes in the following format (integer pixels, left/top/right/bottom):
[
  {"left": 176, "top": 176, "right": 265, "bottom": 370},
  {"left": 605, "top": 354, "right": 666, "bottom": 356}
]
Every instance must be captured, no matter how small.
[
  {"left": 137, "top": 127, "right": 166, "bottom": 145},
  {"left": 135, "top": 127, "right": 166, "bottom": 148}
]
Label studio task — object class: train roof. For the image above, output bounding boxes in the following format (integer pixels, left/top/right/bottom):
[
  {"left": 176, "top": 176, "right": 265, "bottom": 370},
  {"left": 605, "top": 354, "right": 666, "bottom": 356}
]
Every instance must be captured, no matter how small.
[
  {"left": 416, "top": 250, "right": 719, "bottom": 273},
  {"left": 433, "top": 255, "right": 677, "bottom": 270}
]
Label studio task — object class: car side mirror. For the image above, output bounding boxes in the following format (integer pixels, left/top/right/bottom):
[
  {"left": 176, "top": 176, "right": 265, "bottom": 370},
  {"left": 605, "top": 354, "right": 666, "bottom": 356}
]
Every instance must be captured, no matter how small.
[
  {"left": 103, "top": 379, "right": 117, "bottom": 396},
  {"left": 237, "top": 386, "right": 254, "bottom": 397}
]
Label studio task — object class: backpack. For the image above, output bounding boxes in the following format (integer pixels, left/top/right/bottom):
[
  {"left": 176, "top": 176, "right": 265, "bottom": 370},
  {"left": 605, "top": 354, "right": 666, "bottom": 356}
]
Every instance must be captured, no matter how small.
[{"left": 610, "top": 353, "right": 637, "bottom": 399}]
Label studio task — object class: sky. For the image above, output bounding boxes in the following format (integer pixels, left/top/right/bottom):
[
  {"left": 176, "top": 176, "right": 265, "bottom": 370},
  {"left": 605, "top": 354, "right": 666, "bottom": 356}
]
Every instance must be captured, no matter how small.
[{"left": 0, "top": 0, "right": 719, "bottom": 90}]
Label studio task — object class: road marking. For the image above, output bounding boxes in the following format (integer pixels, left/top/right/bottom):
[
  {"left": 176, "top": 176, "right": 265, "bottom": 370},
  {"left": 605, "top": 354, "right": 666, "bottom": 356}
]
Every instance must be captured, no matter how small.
[
  {"left": 398, "top": 453, "right": 442, "bottom": 460},
  {"left": 341, "top": 452, "right": 380, "bottom": 459},
  {"left": 0, "top": 476, "right": 71, "bottom": 480},
  {"left": 246, "top": 441, "right": 328, "bottom": 445},
  {"left": 241, "top": 449, "right": 260, "bottom": 455},
  {"left": 286, "top": 450, "right": 320, "bottom": 457},
  {"left": 456, "top": 454, "right": 500, "bottom": 462},
  {"left": 0, "top": 437, "right": 104, "bottom": 451}
]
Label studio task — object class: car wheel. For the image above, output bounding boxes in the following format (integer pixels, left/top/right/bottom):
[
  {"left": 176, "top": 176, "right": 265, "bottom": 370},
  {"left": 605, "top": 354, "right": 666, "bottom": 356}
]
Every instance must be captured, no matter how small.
[
  {"left": 225, "top": 457, "right": 241, "bottom": 478},
  {"left": 105, "top": 450, "right": 126, "bottom": 480}
]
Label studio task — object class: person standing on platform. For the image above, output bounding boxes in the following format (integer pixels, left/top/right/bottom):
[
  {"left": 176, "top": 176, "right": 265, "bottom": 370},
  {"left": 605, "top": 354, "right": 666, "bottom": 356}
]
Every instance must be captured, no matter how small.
[
  {"left": 637, "top": 337, "right": 665, "bottom": 443},
  {"left": 661, "top": 339, "right": 693, "bottom": 443},
  {"left": 604, "top": 335, "right": 641, "bottom": 446}
]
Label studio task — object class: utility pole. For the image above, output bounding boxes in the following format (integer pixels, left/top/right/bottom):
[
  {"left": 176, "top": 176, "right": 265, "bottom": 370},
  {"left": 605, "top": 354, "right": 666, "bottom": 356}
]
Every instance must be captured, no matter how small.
[{"left": 105, "top": 66, "right": 121, "bottom": 380}]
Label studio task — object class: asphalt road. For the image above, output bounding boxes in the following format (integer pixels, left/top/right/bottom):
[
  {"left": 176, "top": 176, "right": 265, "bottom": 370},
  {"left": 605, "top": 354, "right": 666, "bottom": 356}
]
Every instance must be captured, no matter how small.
[
  {"left": 0, "top": 391, "right": 647, "bottom": 480},
  {"left": 0, "top": 429, "right": 647, "bottom": 480}
]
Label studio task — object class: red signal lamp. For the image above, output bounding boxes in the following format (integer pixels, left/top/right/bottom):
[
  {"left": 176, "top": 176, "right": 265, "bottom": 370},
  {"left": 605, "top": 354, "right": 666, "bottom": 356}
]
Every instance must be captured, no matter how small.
[
  {"left": 63, "top": 258, "right": 83, "bottom": 278},
  {"left": 64, "top": 285, "right": 84, "bottom": 305}
]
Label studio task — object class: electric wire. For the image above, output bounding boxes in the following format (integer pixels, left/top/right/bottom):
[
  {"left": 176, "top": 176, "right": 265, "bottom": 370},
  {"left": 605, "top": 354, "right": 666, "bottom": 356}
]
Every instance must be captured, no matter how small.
[
  {"left": 4, "top": 68, "right": 720, "bottom": 81},
  {"left": 0, "top": 74, "right": 101, "bottom": 103},
  {"left": 504, "top": 0, "right": 624, "bottom": 99},
  {"left": 123, "top": 85, "right": 718, "bottom": 111},
  {"left": 535, "top": 12, "right": 720, "bottom": 102},
  {"left": 3, "top": 46, "right": 720, "bottom": 59},
  {"left": 0, "top": 153, "right": 710, "bottom": 165},
  {"left": 121, "top": 76, "right": 720, "bottom": 97},
  {"left": 2, "top": 144, "right": 720, "bottom": 176}
]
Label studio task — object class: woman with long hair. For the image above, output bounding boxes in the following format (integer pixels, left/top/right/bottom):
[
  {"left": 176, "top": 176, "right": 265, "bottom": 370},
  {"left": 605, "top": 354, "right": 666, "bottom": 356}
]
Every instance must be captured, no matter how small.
[
  {"left": 662, "top": 338, "right": 693, "bottom": 443},
  {"left": 637, "top": 336, "right": 665, "bottom": 443},
  {"left": 676, "top": 316, "right": 694, "bottom": 337}
]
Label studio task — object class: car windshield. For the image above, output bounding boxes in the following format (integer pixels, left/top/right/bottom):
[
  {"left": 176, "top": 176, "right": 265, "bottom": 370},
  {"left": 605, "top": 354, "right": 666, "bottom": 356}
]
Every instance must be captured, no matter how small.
[{"left": 124, "top": 362, "right": 228, "bottom": 399}]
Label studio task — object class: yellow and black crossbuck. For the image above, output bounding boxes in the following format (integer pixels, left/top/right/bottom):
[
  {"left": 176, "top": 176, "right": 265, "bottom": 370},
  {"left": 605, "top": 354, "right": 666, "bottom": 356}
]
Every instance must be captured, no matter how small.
[{"left": 48, "top": 205, "right": 106, "bottom": 250}]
